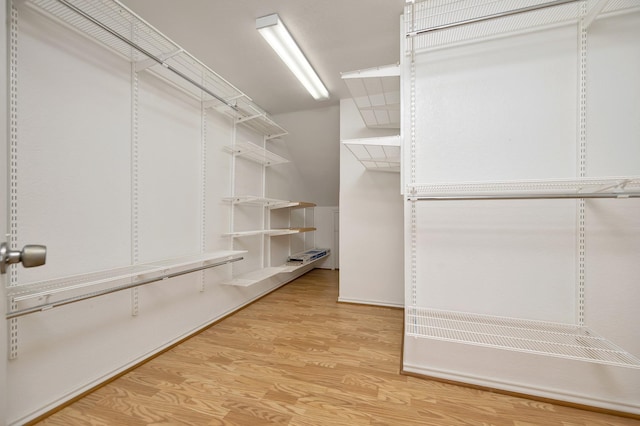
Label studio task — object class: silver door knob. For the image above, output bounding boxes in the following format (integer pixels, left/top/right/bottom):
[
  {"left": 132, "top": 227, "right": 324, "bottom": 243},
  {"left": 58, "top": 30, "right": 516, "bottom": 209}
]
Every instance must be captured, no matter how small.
[{"left": 0, "top": 242, "right": 47, "bottom": 274}]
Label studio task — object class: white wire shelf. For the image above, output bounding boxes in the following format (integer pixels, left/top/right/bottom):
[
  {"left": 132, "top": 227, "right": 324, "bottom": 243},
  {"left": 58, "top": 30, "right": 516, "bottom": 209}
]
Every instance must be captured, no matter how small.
[
  {"left": 146, "top": 251, "right": 247, "bottom": 272},
  {"left": 281, "top": 249, "right": 330, "bottom": 273},
  {"left": 7, "top": 251, "right": 246, "bottom": 317},
  {"left": 271, "top": 227, "right": 316, "bottom": 236},
  {"left": 222, "top": 196, "right": 315, "bottom": 210},
  {"left": 222, "top": 249, "right": 329, "bottom": 286},
  {"left": 342, "top": 135, "right": 401, "bottom": 173},
  {"left": 406, "top": 307, "right": 640, "bottom": 369},
  {"left": 224, "top": 142, "right": 289, "bottom": 166},
  {"left": 223, "top": 228, "right": 316, "bottom": 238},
  {"left": 270, "top": 201, "right": 316, "bottom": 210},
  {"left": 404, "top": 0, "right": 640, "bottom": 53},
  {"left": 408, "top": 176, "right": 640, "bottom": 200},
  {"left": 221, "top": 267, "right": 284, "bottom": 287},
  {"left": 22, "top": 0, "right": 245, "bottom": 109},
  {"left": 229, "top": 98, "right": 288, "bottom": 139},
  {"left": 223, "top": 196, "right": 289, "bottom": 207},
  {"left": 342, "top": 64, "right": 400, "bottom": 129}
]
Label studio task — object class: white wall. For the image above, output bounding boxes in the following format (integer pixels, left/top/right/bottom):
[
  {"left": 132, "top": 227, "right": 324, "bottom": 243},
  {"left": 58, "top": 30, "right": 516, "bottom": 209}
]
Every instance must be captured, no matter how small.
[
  {"left": 270, "top": 106, "right": 340, "bottom": 207},
  {"left": 2, "top": 5, "right": 312, "bottom": 424},
  {"left": 314, "top": 207, "right": 338, "bottom": 269},
  {"left": 403, "top": 10, "right": 640, "bottom": 414},
  {"left": 339, "top": 98, "right": 404, "bottom": 307}
]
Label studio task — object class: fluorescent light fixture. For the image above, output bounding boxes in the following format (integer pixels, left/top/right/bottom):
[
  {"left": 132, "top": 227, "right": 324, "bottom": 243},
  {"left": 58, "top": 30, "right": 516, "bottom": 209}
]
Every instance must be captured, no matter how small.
[{"left": 256, "top": 13, "right": 329, "bottom": 101}]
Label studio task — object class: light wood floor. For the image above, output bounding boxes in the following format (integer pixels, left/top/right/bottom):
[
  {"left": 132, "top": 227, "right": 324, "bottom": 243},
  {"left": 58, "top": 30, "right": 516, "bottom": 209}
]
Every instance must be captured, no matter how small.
[{"left": 37, "top": 269, "right": 638, "bottom": 425}]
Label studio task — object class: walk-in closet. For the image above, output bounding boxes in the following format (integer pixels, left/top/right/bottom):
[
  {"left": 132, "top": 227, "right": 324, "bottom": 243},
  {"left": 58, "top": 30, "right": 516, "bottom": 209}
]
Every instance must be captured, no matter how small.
[{"left": 1, "top": 0, "right": 638, "bottom": 424}]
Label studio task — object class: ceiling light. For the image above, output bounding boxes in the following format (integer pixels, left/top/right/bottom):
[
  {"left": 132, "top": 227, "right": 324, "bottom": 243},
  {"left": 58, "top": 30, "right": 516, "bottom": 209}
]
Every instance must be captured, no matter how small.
[{"left": 256, "top": 13, "right": 329, "bottom": 101}]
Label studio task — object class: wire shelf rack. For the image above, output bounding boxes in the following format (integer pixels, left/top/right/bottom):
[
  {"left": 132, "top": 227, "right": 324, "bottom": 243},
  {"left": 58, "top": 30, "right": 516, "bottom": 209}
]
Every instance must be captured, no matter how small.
[
  {"left": 342, "top": 64, "right": 401, "bottom": 129},
  {"left": 222, "top": 249, "right": 329, "bottom": 286},
  {"left": 223, "top": 196, "right": 316, "bottom": 210},
  {"left": 21, "top": 0, "right": 279, "bottom": 118},
  {"left": 224, "top": 141, "right": 289, "bottom": 166},
  {"left": 342, "top": 136, "right": 401, "bottom": 173},
  {"left": 409, "top": 176, "right": 640, "bottom": 199},
  {"left": 406, "top": 307, "right": 640, "bottom": 369},
  {"left": 223, "top": 228, "right": 316, "bottom": 238},
  {"left": 404, "top": 0, "right": 640, "bottom": 52},
  {"left": 230, "top": 98, "right": 288, "bottom": 139},
  {"left": 7, "top": 251, "right": 246, "bottom": 316}
]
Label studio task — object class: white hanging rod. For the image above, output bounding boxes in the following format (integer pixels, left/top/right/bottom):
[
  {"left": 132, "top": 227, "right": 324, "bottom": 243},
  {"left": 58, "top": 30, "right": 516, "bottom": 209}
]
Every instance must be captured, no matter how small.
[
  {"left": 410, "top": 193, "right": 640, "bottom": 201},
  {"left": 6, "top": 256, "right": 243, "bottom": 319},
  {"left": 55, "top": 0, "right": 238, "bottom": 111},
  {"left": 406, "top": 0, "right": 581, "bottom": 38}
]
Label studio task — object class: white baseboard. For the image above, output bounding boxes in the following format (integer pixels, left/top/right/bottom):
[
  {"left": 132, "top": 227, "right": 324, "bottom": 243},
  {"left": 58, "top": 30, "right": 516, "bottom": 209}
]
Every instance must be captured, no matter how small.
[
  {"left": 338, "top": 297, "right": 403, "bottom": 309},
  {"left": 402, "top": 363, "right": 640, "bottom": 416}
]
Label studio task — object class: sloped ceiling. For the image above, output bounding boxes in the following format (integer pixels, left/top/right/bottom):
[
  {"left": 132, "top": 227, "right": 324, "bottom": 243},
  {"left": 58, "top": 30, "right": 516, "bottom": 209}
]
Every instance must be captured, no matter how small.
[{"left": 120, "top": 0, "right": 405, "bottom": 115}]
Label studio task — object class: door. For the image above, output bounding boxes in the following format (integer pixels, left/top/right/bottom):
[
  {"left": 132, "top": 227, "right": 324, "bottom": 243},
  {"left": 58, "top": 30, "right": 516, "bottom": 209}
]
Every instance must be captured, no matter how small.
[{"left": 333, "top": 209, "right": 339, "bottom": 269}]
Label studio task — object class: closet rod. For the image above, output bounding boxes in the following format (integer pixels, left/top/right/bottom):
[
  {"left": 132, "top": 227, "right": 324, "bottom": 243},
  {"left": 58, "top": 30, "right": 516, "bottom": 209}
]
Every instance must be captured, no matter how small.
[
  {"left": 407, "top": 0, "right": 580, "bottom": 37},
  {"left": 411, "top": 192, "right": 640, "bottom": 201},
  {"left": 6, "top": 256, "right": 243, "bottom": 319},
  {"left": 56, "top": 0, "right": 239, "bottom": 111}
]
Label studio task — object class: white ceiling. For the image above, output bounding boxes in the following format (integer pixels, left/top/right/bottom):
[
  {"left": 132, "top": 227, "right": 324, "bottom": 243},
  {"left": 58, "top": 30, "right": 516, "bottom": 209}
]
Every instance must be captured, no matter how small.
[{"left": 120, "top": 0, "right": 406, "bottom": 115}]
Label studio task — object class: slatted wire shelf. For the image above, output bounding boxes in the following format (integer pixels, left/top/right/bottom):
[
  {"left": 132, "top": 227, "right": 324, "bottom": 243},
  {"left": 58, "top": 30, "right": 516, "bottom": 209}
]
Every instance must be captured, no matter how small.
[
  {"left": 409, "top": 176, "right": 640, "bottom": 199},
  {"left": 341, "top": 64, "right": 401, "bottom": 129},
  {"left": 406, "top": 307, "right": 640, "bottom": 368},
  {"left": 231, "top": 98, "right": 288, "bottom": 139},
  {"left": 7, "top": 251, "right": 246, "bottom": 317},
  {"left": 342, "top": 136, "right": 401, "bottom": 173},
  {"left": 22, "top": 0, "right": 245, "bottom": 107},
  {"left": 223, "top": 228, "right": 316, "bottom": 238},
  {"left": 222, "top": 249, "right": 329, "bottom": 286},
  {"left": 223, "top": 196, "right": 315, "bottom": 209},
  {"left": 224, "top": 141, "right": 289, "bottom": 166},
  {"left": 404, "top": 0, "right": 640, "bottom": 52},
  {"left": 21, "top": 0, "right": 288, "bottom": 139}
]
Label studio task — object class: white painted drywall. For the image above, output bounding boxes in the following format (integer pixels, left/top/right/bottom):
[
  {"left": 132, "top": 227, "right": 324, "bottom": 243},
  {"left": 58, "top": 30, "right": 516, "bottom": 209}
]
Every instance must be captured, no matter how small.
[
  {"left": 270, "top": 106, "right": 340, "bottom": 207},
  {"left": 339, "top": 98, "right": 404, "bottom": 307},
  {"left": 314, "top": 207, "right": 339, "bottom": 269},
  {"left": 403, "top": 12, "right": 640, "bottom": 414}
]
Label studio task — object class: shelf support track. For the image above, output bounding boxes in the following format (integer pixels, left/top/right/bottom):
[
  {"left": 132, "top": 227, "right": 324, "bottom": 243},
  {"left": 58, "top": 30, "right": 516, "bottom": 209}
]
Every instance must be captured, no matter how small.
[
  {"left": 6, "top": 257, "right": 244, "bottom": 319},
  {"left": 54, "top": 0, "right": 238, "bottom": 111}
]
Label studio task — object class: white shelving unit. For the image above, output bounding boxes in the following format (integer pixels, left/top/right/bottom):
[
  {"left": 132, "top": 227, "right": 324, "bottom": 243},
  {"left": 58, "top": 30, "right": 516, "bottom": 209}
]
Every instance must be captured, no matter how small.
[
  {"left": 7, "top": 251, "right": 246, "bottom": 318},
  {"left": 223, "top": 198, "right": 326, "bottom": 287},
  {"left": 342, "top": 135, "right": 401, "bottom": 173},
  {"left": 404, "top": 0, "right": 640, "bottom": 371},
  {"left": 7, "top": 0, "right": 275, "bottom": 321},
  {"left": 341, "top": 64, "right": 401, "bottom": 173},
  {"left": 223, "top": 110, "right": 326, "bottom": 287}
]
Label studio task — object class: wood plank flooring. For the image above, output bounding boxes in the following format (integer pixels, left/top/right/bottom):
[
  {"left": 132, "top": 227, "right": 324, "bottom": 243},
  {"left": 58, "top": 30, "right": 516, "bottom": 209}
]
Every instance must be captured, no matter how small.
[{"left": 36, "top": 270, "right": 639, "bottom": 425}]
